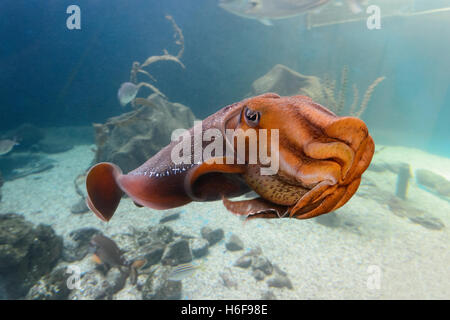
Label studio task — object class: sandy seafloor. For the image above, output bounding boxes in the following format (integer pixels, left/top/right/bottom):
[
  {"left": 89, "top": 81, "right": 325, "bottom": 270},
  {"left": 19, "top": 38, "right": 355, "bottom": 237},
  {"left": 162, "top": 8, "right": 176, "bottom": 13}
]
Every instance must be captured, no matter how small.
[{"left": 0, "top": 141, "right": 449, "bottom": 300}]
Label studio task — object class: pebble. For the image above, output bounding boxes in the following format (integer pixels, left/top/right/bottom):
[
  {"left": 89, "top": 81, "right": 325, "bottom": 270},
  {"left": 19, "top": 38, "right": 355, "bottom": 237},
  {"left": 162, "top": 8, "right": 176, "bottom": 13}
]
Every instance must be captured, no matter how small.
[
  {"left": 70, "top": 198, "right": 89, "bottom": 214},
  {"left": 225, "top": 234, "right": 244, "bottom": 251},
  {"left": 251, "top": 256, "right": 273, "bottom": 276},
  {"left": 190, "top": 238, "right": 209, "bottom": 258},
  {"left": 159, "top": 212, "right": 180, "bottom": 224},
  {"left": 161, "top": 239, "right": 193, "bottom": 266},
  {"left": 234, "top": 256, "right": 252, "bottom": 269},
  {"left": 261, "top": 290, "right": 277, "bottom": 300},
  {"left": 201, "top": 227, "right": 224, "bottom": 246},
  {"left": 142, "top": 244, "right": 165, "bottom": 266},
  {"left": 267, "top": 275, "right": 293, "bottom": 289},
  {"left": 252, "top": 269, "right": 266, "bottom": 281}
]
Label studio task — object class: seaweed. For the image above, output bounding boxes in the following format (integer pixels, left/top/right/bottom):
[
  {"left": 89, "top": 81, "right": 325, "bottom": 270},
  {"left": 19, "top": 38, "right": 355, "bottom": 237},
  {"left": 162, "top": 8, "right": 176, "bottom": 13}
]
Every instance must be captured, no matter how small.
[
  {"left": 316, "top": 66, "right": 385, "bottom": 118},
  {"left": 128, "top": 15, "right": 185, "bottom": 108}
]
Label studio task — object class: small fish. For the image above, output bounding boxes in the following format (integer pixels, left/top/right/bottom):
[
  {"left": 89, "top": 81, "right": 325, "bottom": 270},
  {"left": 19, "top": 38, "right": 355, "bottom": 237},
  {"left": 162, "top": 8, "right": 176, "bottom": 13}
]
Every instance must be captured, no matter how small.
[
  {"left": 0, "top": 138, "right": 19, "bottom": 156},
  {"left": 90, "top": 234, "right": 146, "bottom": 284},
  {"left": 90, "top": 234, "right": 126, "bottom": 268},
  {"left": 117, "top": 82, "right": 139, "bottom": 106},
  {"left": 218, "top": 0, "right": 330, "bottom": 25},
  {"left": 168, "top": 263, "right": 202, "bottom": 281}
]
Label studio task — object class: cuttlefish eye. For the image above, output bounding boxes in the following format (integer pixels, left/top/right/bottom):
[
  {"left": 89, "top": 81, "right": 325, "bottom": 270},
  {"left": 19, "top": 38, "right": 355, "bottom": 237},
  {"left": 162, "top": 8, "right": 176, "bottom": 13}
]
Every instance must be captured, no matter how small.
[{"left": 243, "top": 107, "right": 261, "bottom": 127}]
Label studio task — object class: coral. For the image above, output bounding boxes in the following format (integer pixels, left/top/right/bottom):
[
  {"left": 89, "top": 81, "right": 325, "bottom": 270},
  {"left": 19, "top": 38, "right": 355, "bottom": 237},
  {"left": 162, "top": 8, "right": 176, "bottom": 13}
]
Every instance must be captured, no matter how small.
[{"left": 128, "top": 15, "right": 185, "bottom": 107}]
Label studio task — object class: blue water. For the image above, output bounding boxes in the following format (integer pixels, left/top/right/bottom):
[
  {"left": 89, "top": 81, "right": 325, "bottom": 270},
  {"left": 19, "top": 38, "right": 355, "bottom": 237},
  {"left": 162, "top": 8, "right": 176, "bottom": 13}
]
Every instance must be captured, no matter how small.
[
  {"left": 1, "top": 0, "right": 449, "bottom": 156},
  {"left": 0, "top": 0, "right": 449, "bottom": 300}
]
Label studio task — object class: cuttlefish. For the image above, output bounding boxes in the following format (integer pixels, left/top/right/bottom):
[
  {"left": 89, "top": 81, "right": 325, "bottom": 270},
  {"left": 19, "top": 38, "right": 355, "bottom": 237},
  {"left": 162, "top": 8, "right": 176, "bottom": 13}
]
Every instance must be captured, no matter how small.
[{"left": 86, "top": 93, "right": 374, "bottom": 221}]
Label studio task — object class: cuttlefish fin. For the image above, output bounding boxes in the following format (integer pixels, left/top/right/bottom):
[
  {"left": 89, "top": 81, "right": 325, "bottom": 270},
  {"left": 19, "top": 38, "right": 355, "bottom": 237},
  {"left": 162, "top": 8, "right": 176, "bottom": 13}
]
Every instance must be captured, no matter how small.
[
  {"left": 86, "top": 162, "right": 124, "bottom": 222},
  {"left": 222, "top": 197, "right": 289, "bottom": 220}
]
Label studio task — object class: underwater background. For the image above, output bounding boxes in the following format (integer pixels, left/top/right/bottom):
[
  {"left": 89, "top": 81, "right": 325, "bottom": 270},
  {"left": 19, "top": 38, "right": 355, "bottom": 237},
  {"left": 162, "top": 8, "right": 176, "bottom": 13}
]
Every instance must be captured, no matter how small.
[{"left": 0, "top": 0, "right": 449, "bottom": 299}]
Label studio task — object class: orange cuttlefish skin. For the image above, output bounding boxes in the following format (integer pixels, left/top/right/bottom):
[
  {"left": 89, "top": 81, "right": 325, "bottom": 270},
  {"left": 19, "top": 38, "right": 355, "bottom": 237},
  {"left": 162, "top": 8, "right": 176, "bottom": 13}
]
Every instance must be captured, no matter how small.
[{"left": 86, "top": 93, "right": 374, "bottom": 222}]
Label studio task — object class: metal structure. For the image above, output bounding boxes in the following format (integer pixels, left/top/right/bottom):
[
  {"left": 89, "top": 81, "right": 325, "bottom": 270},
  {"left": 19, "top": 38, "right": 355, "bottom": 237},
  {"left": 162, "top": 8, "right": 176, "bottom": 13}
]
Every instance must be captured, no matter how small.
[{"left": 306, "top": 0, "right": 450, "bottom": 29}]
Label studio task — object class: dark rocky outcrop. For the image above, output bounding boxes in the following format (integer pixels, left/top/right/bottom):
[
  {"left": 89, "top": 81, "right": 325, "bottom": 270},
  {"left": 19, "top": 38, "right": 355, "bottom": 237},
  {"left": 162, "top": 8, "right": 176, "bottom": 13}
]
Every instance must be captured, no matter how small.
[
  {"left": 93, "top": 94, "right": 196, "bottom": 173},
  {"left": 26, "top": 267, "right": 71, "bottom": 300},
  {"left": 0, "top": 213, "right": 63, "bottom": 299}
]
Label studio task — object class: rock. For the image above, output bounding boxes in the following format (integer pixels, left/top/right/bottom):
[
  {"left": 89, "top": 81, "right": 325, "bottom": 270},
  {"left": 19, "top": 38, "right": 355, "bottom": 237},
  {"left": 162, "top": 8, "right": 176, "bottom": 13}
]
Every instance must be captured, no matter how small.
[
  {"left": 134, "top": 225, "right": 175, "bottom": 247},
  {"left": 234, "top": 256, "right": 252, "bottom": 269},
  {"left": 249, "top": 64, "right": 323, "bottom": 102},
  {"left": 93, "top": 94, "right": 196, "bottom": 174},
  {"left": 70, "top": 198, "right": 89, "bottom": 214},
  {"left": 251, "top": 256, "right": 273, "bottom": 276},
  {"left": 26, "top": 267, "right": 71, "bottom": 300},
  {"left": 69, "top": 271, "right": 110, "bottom": 300},
  {"left": 159, "top": 212, "right": 180, "bottom": 224},
  {"left": 416, "top": 169, "right": 450, "bottom": 198},
  {"left": 267, "top": 275, "right": 293, "bottom": 289},
  {"left": 273, "top": 264, "right": 288, "bottom": 277},
  {"left": 190, "top": 238, "right": 209, "bottom": 258},
  {"left": 408, "top": 216, "right": 445, "bottom": 231},
  {"left": 219, "top": 268, "right": 238, "bottom": 289},
  {"left": 0, "top": 154, "right": 56, "bottom": 181},
  {"left": 261, "top": 290, "right": 277, "bottom": 300},
  {"left": 105, "top": 268, "right": 128, "bottom": 294},
  {"left": 142, "top": 265, "right": 182, "bottom": 300},
  {"left": 161, "top": 239, "right": 192, "bottom": 266},
  {"left": 252, "top": 270, "right": 266, "bottom": 281},
  {"left": 201, "top": 227, "right": 224, "bottom": 246},
  {"left": 38, "top": 140, "right": 74, "bottom": 154},
  {"left": 151, "top": 225, "right": 175, "bottom": 245},
  {"left": 388, "top": 196, "right": 445, "bottom": 230},
  {"left": 5, "top": 123, "right": 45, "bottom": 151},
  {"left": 142, "top": 244, "right": 165, "bottom": 266},
  {"left": 225, "top": 234, "right": 244, "bottom": 251},
  {"left": 63, "top": 227, "right": 102, "bottom": 262},
  {"left": 0, "top": 213, "right": 63, "bottom": 299}
]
